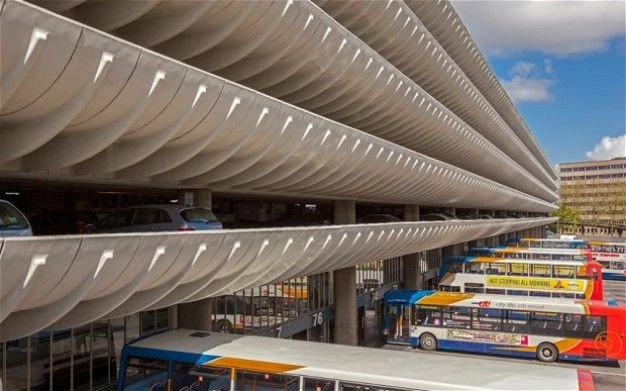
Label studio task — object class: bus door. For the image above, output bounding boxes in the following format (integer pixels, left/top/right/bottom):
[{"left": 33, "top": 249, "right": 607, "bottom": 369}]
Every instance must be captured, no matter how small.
[{"left": 386, "top": 303, "right": 412, "bottom": 344}]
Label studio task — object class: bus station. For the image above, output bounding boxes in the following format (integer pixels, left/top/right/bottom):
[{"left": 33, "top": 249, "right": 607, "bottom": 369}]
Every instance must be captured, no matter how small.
[{"left": 0, "top": 0, "right": 623, "bottom": 390}]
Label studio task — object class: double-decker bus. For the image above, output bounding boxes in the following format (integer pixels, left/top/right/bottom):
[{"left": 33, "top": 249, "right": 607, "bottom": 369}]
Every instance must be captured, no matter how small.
[
  {"left": 589, "top": 241, "right": 626, "bottom": 281},
  {"left": 469, "top": 247, "right": 593, "bottom": 263},
  {"left": 117, "top": 328, "right": 595, "bottom": 391},
  {"left": 438, "top": 256, "right": 603, "bottom": 300},
  {"left": 384, "top": 290, "right": 626, "bottom": 363},
  {"left": 505, "top": 237, "right": 590, "bottom": 249},
  {"left": 212, "top": 285, "right": 307, "bottom": 334}
]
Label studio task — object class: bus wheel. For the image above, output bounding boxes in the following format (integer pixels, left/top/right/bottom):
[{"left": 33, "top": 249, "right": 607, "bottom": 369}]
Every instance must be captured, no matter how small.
[
  {"left": 536, "top": 343, "right": 558, "bottom": 362},
  {"left": 419, "top": 333, "right": 437, "bottom": 351},
  {"left": 213, "top": 319, "right": 233, "bottom": 333}
]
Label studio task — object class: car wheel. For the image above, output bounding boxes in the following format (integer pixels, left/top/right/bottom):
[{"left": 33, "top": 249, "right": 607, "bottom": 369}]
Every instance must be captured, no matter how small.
[
  {"left": 419, "top": 333, "right": 437, "bottom": 351},
  {"left": 213, "top": 319, "right": 233, "bottom": 333},
  {"left": 536, "top": 342, "right": 558, "bottom": 362}
]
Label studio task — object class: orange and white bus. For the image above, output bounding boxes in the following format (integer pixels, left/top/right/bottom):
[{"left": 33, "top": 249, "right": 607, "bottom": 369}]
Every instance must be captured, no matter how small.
[
  {"left": 589, "top": 241, "right": 626, "bottom": 281},
  {"left": 384, "top": 290, "right": 626, "bottom": 363},
  {"left": 438, "top": 256, "right": 604, "bottom": 300},
  {"left": 469, "top": 246, "right": 593, "bottom": 263},
  {"left": 212, "top": 284, "right": 307, "bottom": 333},
  {"left": 505, "top": 237, "right": 589, "bottom": 250}
]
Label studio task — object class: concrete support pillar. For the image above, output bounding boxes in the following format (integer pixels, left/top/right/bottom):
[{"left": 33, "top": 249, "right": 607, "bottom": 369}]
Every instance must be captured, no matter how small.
[
  {"left": 498, "top": 233, "right": 507, "bottom": 246},
  {"left": 333, "top": 200, "right": 357, "bottom": 345},
  {"left": 486, "top": 236, "right": 498, "bottom": 247},
  {"left": 177, "top": 189, "right": 214, "bottom": 331},
  {"left": 178, "top": 298, "right": 212, "bottom": 330},
  {"left": 403, "top": 205, "right": 421, "bottom": 290},
  {"left": 168, "top": 305, "right": 178, "bottom": 329},
  {"left": 442, "top": 242, "right": 464, "bottom": 258}
]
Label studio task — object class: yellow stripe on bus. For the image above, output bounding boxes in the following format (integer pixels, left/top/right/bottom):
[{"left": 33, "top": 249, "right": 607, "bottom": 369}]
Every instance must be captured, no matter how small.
[
  {"left": 206, "top": 357, "right": 303, "bottom": 374},
  {"left": 418, "top": 291, "right": 475, "bottom": 305}
]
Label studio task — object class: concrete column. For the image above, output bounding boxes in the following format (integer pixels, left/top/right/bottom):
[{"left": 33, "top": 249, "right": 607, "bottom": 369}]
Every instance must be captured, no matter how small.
[
  {"left": 442, "top": 242, "right": 465, "bottom": 258},
  {"left": 177, "top": 189, "right": 214, "bottom": 331},
  {"left": 403, "top": 205, "right": 421, "bottom": 290},
  {"left": 486, "top": 236, "right": 498, "bottom": 247},
  {"left": 168, "top": 305, "right": 178, "bottom": 329},
  {"left": 178, "top": 299, "right": 212, "bottom": 330},
  {"left": 498, "top": 233, "right": 507, "bottom": 246},
  {"left": 333, "top": 200, "right": 357, "bottom": 345}
]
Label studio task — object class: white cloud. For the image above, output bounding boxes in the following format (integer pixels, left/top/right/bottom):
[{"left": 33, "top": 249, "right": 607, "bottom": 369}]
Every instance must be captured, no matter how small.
[
  {"left": 585, "top": 135, "right": 626, "bottom": 160},
  {"left": 509, "top": 61, "right": 535, "bottom": 77},
  {"left": 544, "top": 59, "right": 553, "bottom": 74},
  {"left": 501, "top": 60, "right": 554, "bottom": 103},
  {"left": 451, "top": 1, "right": 626, "bottom": 56}
]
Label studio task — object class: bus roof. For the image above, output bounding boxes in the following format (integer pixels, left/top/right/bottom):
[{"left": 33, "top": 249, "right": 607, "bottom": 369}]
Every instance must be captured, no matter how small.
[
  {"left": 383, "top": 289, "right": 434, "bottom": 304},
  {"left": 493, "top": 248, "right": 588, "bottom": 255},
  {"left": 520, "top": 238, "right": 588, "bottom": 243},
  {"left": 417, "top": 292, "right": 592, "bottom": 313},
  {"left": 127, "top": 329, "right": 585, "bottom": 391},
  {"left": 589, "top": 241, "right": 626, "bottom": 246},
  {"left": 447, "top": 255, "right": 588, "bottom": 266}
]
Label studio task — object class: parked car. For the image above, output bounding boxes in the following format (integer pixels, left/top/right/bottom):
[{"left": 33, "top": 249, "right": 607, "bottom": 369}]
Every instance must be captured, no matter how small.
[
  {"left": 419, "top": 213, "right": 456, "bottom": 221},
  {"left": 94, "top": 204, "right": 222, "bottom": 233},
  {"left": 30, "top": 210, "right": 99, "bottom": 235},
  {"left": 0, "top": 199, "right": 33, "bottom": 237},
  {"left": 358, "top": 214, "right": 403, "bottom": 223}
]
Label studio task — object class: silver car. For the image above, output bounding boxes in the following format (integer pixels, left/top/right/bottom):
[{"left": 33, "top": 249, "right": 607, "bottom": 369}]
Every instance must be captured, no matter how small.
[
  {"left": 0, "top": 199, "right": 33, "bottom": 237},
  {"left": 95, "top": 204, "right": 222, "bottom": 233}
]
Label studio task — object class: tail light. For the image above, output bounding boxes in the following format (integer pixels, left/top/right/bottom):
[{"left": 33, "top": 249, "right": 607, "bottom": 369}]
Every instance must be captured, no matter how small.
[{"left": 177, "top": 226, "right": 195, "bottom": 231}]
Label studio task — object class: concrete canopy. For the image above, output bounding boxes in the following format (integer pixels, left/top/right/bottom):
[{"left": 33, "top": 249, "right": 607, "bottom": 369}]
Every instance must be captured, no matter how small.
[
  {"left": 21, "top": 0, "right": 558, "bottom": 202},
  {"left": 0, "top": 217, "right": 554, "bottom": 341},
  {"left": 0, "top": 0, "right": 556, "bottom": 211},
  {"left": 405, "top": 0, "right": 557, "bottom": 180},
  {"left": 314, "top": 0, "right": 557, "bottom": 191}
]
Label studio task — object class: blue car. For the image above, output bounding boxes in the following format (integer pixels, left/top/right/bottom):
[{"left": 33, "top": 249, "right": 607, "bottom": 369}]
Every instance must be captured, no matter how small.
[
  {"left": 0, "top": 199, "right": 33, "bottom": 237},
  {"left": 95, "top": 204, "right": 222, "bottom": 233}
]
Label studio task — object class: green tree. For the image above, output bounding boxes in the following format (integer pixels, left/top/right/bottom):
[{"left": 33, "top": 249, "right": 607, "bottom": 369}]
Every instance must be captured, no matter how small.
[{"left": 548, "top": 204, "right": 581, "bottom": 234}]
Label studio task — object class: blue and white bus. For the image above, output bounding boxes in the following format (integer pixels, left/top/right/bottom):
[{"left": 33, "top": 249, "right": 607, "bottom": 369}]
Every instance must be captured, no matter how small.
[{"left": 117, "top": 328, "right": 594, "bottom": 391}]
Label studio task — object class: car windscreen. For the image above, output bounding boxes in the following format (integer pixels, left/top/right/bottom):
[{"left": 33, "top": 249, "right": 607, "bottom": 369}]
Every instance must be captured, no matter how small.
[
  {"left": 179, "top": 208, "right": 219, "bottom": 223},
  {"left": 0, "top": 202, "right": 29, "bottom": 230}
]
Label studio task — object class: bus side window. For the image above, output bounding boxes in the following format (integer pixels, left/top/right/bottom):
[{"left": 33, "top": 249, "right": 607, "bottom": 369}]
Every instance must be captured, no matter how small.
[
  {"left": 530, "top": 312, "right": 563, "bottom": 337},
  {"left": 508, "top": 263, "right": 528, "bottom": 276},
  {"left": 530, "top": 264, "right": 550, "bottom": 277},
  {"left": 553, "top": 265, "right": 574, "bottom": 278},
  {"left": 486, "top": 263, "right": 505, "bottom": 275},
  {"left": 582, "top": 316, "right": 606, "bottom": 339},
  {"left": 473, "top": 309, "right": 502, "bottom": 331},
  {"left": 448, "top": 262, "right": 463, "bottom": 273},
  {"left": 466, "top": 263, "right": 484, "bottom": 274},
  {"left": 563, "top": 314, "right": 583, "bottom": 338},
  {"left": 502, "top": 310, "right": 530, "bottom": 333},
  {"left": 417, "top": 306, "right": 442, "bottom": 326},
  {"left": 442, "top": 307, "right": 471, "bottom": 329}
]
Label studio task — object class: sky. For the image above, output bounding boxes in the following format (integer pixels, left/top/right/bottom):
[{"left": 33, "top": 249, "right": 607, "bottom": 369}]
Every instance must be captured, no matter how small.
[{"left": 451, "top": 0, "right": 626, "bottom": 167}]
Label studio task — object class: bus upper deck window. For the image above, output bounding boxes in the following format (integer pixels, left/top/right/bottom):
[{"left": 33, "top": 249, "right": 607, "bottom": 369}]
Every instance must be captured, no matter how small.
[{"left": 466, "top": 263, "right": 483, "bottom": 274}]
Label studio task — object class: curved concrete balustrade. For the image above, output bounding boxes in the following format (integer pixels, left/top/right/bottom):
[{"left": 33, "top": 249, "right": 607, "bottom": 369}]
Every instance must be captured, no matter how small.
[
  {"left": 0, "top": 0, "right": 556, "bottom": 211},
  {"left": 20, "top": 0, "right": 558, "bottom": 201},
  {"left": 314, "top": 0, "right": 557, "bottom": 192},
  {"left": 0, "top": 217, "right": 554, "bottom": 340},
  {"left": 405, "top": 0, "right": 557, "bottom": 179}
]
